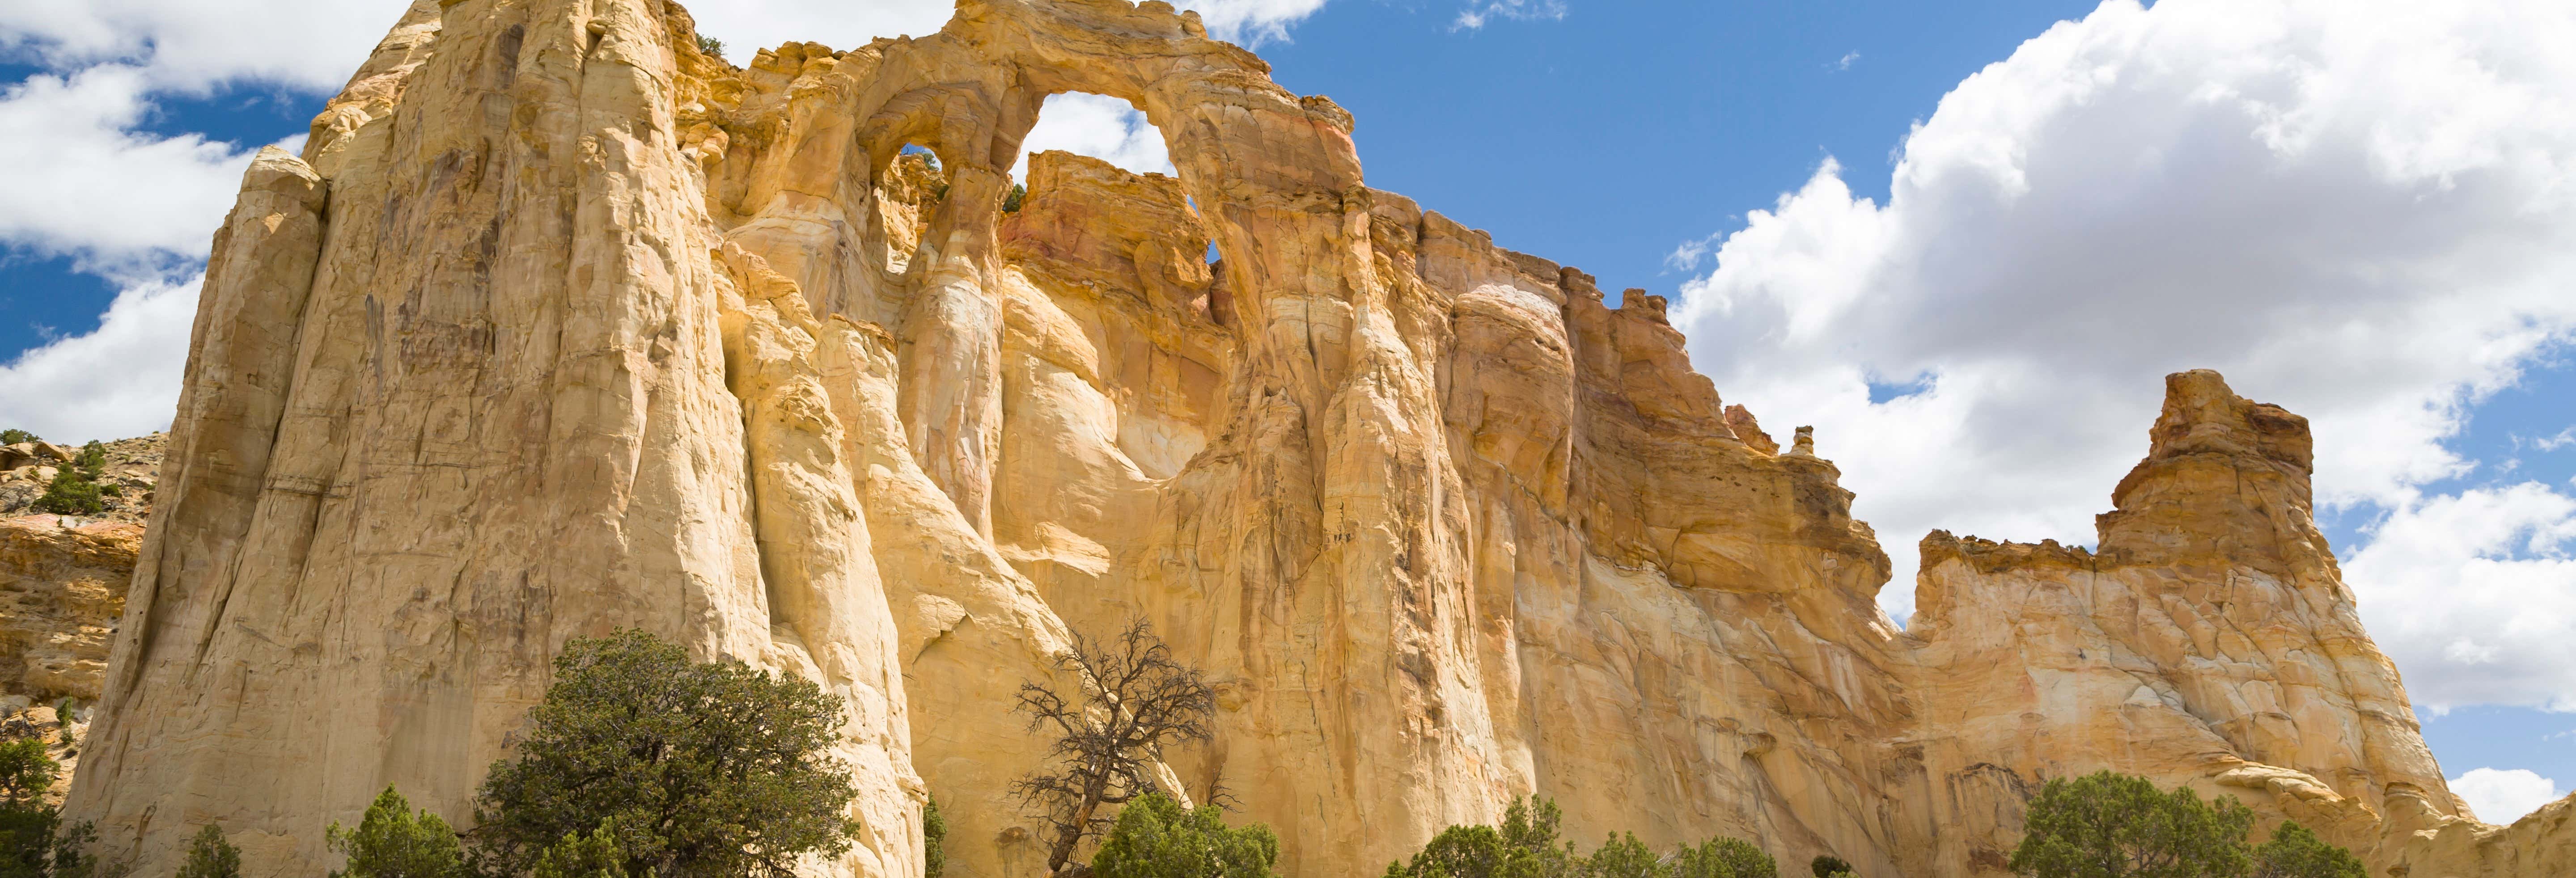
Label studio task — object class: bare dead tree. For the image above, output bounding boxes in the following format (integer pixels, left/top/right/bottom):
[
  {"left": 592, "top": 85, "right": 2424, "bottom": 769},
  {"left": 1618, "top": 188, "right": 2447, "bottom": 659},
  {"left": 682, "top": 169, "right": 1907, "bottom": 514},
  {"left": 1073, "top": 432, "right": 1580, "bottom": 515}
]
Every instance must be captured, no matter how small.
[{"left": 1013, "top": 618, "right": 1216, "bottom": 876}]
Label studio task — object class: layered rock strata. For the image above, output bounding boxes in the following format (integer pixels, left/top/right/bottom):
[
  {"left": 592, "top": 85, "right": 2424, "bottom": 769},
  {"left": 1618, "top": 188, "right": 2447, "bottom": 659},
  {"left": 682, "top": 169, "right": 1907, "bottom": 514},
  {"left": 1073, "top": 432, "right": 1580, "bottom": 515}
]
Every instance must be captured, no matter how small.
[{"left": 59, "top": 1, "right": 2572, "bottom": 877}]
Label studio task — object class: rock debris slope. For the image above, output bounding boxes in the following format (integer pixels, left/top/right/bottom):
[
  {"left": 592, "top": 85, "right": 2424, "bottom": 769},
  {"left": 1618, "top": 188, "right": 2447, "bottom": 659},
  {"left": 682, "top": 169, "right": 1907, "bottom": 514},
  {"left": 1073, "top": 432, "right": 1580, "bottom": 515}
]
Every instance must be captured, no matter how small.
[{"left": 59, "top": 1, "right": 2572, "bottom": 876}]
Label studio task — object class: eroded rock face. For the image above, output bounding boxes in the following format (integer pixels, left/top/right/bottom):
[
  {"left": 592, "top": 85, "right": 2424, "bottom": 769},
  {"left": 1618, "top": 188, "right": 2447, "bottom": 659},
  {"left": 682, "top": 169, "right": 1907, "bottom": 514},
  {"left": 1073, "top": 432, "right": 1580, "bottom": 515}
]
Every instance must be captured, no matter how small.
[
  {"left": 59, "top": 1, "right": 2571, "bottom": 877},
  {"left": 1891, "top": 371, "right": 2548, "bottom": 876},
  {"left": 0, "top": 517, "right": 137, "bottom": 703}
]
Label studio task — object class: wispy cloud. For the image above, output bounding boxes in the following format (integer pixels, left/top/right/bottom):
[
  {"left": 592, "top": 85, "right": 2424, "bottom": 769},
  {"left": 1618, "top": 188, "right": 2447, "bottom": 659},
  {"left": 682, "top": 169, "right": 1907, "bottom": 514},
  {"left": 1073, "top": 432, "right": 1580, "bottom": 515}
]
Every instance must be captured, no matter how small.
[
  {"left": 1665, "top": 232, "right": 1724, "bottom": 272},
  {"left": 1835, "top": 51, "right": 1861, "bottom": 71},
  {"left": 1454, "top": 0, "right": 1566, "bottom": 30}
]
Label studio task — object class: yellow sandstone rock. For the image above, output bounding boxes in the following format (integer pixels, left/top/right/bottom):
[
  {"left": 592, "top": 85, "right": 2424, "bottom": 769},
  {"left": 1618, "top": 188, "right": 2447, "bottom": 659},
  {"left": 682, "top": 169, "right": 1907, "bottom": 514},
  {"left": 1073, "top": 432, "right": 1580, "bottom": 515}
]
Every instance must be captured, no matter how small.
[{"left": 55, "top": 1, "right": 2573, "bottom": 877}]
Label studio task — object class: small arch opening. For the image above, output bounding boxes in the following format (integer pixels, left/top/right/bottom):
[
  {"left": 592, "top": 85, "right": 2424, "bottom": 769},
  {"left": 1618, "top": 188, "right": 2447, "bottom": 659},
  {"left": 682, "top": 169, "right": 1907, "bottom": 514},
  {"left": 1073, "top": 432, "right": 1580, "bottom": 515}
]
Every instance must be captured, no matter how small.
[{"left": 877, "top": 141, "right": 949, "bottom": 272}]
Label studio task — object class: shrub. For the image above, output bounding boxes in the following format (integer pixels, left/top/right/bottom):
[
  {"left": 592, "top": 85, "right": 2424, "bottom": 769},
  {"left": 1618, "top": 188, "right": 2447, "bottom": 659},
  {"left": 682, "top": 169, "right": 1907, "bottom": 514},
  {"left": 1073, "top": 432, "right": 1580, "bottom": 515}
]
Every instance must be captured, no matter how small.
[
  {"left": 0, "top": 741, "right": 52, "bottom": 807},
  {"left": 1386, "top": 800, "right": 1783, "bottom": 878},
  {"left": 470, "top": 629, "right": 859, "bottom": 878},
  {"left": 1003, "top": 183, "right": 1026, "bottom": 213},
  {"left": 0, "top": 431, "right": 34, "bottom": 446},
  {"left": 1809, "top": 856, "right": 1851, "bottom": 878},
  {"left": 2009, "top": 771, "right": 2255, "bottom": 878},
  {"left": 1671, "top": 837, "right": 1772, "bottom": 878},
  {"left": 528, "top": 827, "right": 627, "bottom": 878},
  {"left": 1382, "top": 797, "right": 1574, "bottom": 878},
  {"left": 327, "top": 786, "right": 466, "bottom": 878},
  {"left": 30, "top": 471, "right": 103, "bottom": 516},
  {"left": 1089, "top": 793, "right": 1278, "bottom": 878},
  {"left": 2250, "top": 822, "right": 2364, "bottom": 878},
  {"left": 923, "top": 795, "right": 947, "bottom": 878},
  {"left": 176, "top": 826, "right": 240, "bottom": 878},
  {"left": 31, "top": 442, "right": 110, "bottom": 516},
  {"left": 695, "top": 35, "right": 724, "bottom": 59},
  {"left": 1582, "top": 833, "right": 1659, "bottom": 878},
  {"left": 0, "top": 726, "right": 106, "bottom": 878}
]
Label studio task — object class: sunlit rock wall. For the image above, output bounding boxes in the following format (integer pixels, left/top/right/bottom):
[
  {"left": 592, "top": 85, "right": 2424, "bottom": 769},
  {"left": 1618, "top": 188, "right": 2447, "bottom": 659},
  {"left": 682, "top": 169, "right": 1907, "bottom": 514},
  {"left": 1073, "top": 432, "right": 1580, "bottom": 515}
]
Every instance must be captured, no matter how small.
[{"left": 63, "top": 1, "right": 2573, "bottom": 877}]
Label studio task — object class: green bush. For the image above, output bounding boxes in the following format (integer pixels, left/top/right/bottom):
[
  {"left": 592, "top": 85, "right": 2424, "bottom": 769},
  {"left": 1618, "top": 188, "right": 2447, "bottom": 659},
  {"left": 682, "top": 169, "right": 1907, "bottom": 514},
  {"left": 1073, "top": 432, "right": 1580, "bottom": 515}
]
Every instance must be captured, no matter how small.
[
  {"left": 528, "top": 827, "right": 627, "bottom": 878},
  {"left": 0, "top": 730, "right": 98, "bottom": 878},
  {"left": 1383, "top": 798, "right": 1574, "bottom": 878},
  {"left": 1582, "top": 833, "right": 1659, "bottom": 878},
  {"left": 0, "top": 431, "right": 34, "bottom": 446},
  {"left": 1003, "top": 183, "right": 1026, "bottom": 213},
  {"left": 0, "top": 741, "right": 52, "bottom": 807},
  {"left": 923, "top": 795, "right": 946, "bottom": 878},
  {"left": 30, "top": 472, "right": 102, "bottom": 516},
  {"left": 695, "top": 35, "right": 724, "bottom": 58},
  {"left": 1809, "top": 856, "right": 1851, "bottom": 878},
  {"left": 1089, "top": 793, "right": 1278, "bottom": 878},
  {"left": 1670, "top": 837, "right": 1772, "bottom": 878},
  {"left": 2250, "top": 822, "right": 2364, "bottom": 878},
  {"left": 30, "top": 441, "right": 110, "bottom": 516},
  {"left": 2009, "top": 771, "right": 2258, "bottom": 878},
  {"left": 327, "top": 786, "right": 466, "bottom": 878},
  {"left": 1384, "top": 798, "right": 1786, "bottom": 878},
  {"left": 176, "top": 826, "right": 240, "bottom": 878},
  {"left": 470, "top": 629, "right": 859, "bottom": 878}
]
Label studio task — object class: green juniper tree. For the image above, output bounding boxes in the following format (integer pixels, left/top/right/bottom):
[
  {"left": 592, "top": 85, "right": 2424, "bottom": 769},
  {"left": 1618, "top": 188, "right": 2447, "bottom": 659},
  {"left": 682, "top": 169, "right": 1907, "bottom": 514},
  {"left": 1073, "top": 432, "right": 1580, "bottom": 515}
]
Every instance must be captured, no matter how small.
[
  {"left": 176, "top": 826, "right": 241, "bottom": 878},
  {"left": 1580, "top": 833, "right": 1660, "bottom": 878},
  {"left": 31, "top": 441, "right": 112, "bottom": 516},
  {"left": 1669, "top": 837, "right": 1773, "bottom": 878},
  {"left": 470, "top": 629, "right": 860, "bottom": 878},
  {"left": 1088, "top": 793, "right": 1278, "bottom": 878},
  {"left": 2009, "top": 771, "right": 2256, "bottom": 878},
  {"left": 1382, "top": 798, "right": 1575, "bottom": 878},
  {"left": 2249, "top": 822, "right": 2364, "bottom": 878},
  {"left": 327, "top": 786, "right": 467, "bottom": 878},
  {"left": 1808, "top": 856, "right": 1852, "bottom": 878},
  {"left": 0, "top": 725, "right": 102, "bottom": 878}
]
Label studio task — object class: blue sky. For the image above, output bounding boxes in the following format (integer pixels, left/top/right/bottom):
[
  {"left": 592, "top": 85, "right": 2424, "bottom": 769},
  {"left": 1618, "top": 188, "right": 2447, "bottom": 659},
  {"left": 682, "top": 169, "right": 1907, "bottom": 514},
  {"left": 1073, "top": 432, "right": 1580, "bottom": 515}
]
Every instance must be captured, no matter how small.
[{"left": 1, "top": 0, "right": 2571, "bottom": 826}]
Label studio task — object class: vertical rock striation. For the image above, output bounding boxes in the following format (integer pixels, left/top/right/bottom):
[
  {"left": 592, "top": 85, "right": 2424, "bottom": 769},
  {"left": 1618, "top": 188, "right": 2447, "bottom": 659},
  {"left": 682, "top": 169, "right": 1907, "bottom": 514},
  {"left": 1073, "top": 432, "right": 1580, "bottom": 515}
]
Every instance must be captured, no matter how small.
[{"left": 60, "top": 2, "right": 2572, "bottom": 877}]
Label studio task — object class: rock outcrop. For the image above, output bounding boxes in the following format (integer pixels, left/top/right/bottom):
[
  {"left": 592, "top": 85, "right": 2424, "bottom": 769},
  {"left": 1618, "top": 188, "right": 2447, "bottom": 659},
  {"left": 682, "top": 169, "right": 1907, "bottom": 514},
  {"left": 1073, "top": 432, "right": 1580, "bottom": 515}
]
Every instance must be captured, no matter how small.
[
  {"left": 1890, "top": 371, "right": 2556, "bottom": 876},
  {"left": 0, "top": 517, "right": 138, "bottom": 703},
  {"left": 0, "top": 433, "right": 164, "bottom": 523},
  {"left": 55, "top": 2, "right": 2574, "bottom": 877}
]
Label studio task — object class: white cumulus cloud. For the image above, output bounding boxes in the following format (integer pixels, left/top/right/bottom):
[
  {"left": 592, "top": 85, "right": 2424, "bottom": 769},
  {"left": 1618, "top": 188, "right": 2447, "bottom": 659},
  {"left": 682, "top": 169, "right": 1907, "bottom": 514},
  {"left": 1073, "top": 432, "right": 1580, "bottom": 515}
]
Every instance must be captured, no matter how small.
[
  {"left": 0, "top": 274, "right": 200, "bottom": 442},
  {"left": 1667, "top": 0, "right": 2576, "bottom": 676},
  {"left": 2345, "top": 484, "right": 2576, "bottom": 711},
  {"left": 1015, "top": 93, "right": 1177, "bottom": 181},
  {"left": 0, "top": 66, "right": 264, "bottom": 273},
  {"left": 0, "top": 0, "right": 405, "bottom": 92},
  {"left": 2448, "top": 767, "right": 2564, "bottom": 826}
]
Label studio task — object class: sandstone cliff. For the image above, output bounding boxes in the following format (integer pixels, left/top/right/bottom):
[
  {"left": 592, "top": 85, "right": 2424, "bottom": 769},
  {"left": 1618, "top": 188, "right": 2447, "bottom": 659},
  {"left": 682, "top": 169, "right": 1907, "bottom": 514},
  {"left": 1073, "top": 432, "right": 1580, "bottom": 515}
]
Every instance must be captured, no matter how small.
[{"left": 55, "top": 1, "right": 2573, "bottom": 877}]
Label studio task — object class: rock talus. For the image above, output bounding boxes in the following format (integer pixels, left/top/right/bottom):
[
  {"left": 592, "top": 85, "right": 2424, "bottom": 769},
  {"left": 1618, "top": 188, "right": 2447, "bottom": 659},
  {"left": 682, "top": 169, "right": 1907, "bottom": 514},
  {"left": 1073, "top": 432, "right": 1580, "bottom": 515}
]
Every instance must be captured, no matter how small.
[{"left": 58, "top": 1, "right": 2574, "bottom": 877}]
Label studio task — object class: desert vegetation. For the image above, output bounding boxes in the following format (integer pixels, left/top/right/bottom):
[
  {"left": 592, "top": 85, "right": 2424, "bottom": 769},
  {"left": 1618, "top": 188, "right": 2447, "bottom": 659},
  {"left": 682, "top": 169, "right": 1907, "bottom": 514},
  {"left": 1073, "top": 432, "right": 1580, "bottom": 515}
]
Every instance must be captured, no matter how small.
[
  {"left": 44, "top": 627, "right": 2369, "bottom": 878},
  {"left": 2010, "top": 771, "right": 2366, "bottom": 878}
]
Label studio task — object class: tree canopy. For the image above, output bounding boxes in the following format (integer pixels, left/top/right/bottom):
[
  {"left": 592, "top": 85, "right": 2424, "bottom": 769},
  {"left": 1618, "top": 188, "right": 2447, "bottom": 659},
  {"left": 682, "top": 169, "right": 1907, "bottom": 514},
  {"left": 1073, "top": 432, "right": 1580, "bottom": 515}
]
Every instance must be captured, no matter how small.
[
  {"left": 470, "top": 629, "right": 859, "bottom": 878},
  {"left": 2010, "top": 771, "right": 2365, "bottom": 878},
  {"left": 1089, "top": 793, "right": 1278, "bottom": 878}
]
